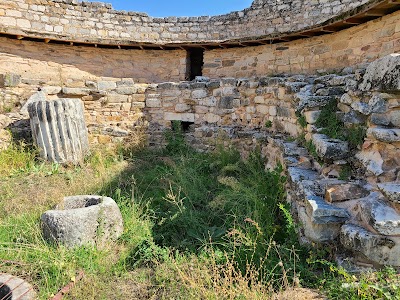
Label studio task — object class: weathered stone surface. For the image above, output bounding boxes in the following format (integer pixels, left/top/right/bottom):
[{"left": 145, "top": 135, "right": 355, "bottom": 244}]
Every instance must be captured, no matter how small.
[
  {"left": 312, "top": 134, "right": 349, "bottom": 160},
  {"left": 295, "top": 94, "right": 334, "bottom": 113},
  {"left": 303, "top": 110, "right": 321, "bottom": 124},
  {"left": 378, "top": 183, "right": 400, "bottom": 203},
  {"left": 287, "top": 167, "right": 318, "bottom": 185},
  {"left": 305, "top": 195, "right": 349, "bottom": 224},
  {"left": 164, "top": 112, "right": 195, "bottom": 122},
  {"left": 360, "top": 53, "right": 400, "bottom": 92},
  {"left": 41, "top": 195, "right": 124, "bottom": 248},
  {"left": 98, "top": 81, "right": 117, "bottom": 90},
  {"left": 325, "top": 183, "right": 369, "bottom": 202},
  {"left": 355, "top": 150, "right": 384, "bottom": 176},
  {"left": 0, "top": 273, "right": 36, "bottom": 300},
  {"left": 367, "top": 128, "right": 400, "bottom": 143},
  {"left": 28, "top": 98, "right": 89, "bottom": 164},
  {"left": 298, "top": 206, "right": 342, "bottom": 243},
  {"left": 359, "top": 196, "right": 400, "bottom": 235},
  {"left": 62, "top": 87, "right": 91, "bottom": 96},
  {"left": 20, "top": 91, "right": 47, "bottom": 114},
  {"left": 340, "top": 224, "right": 400, "bottom": 266},
  {"left": 0, "top": 73, "right": 21, "bottom": 87},
  {"left": 42, "top": 86, "right": 62, "bottom": 95}
]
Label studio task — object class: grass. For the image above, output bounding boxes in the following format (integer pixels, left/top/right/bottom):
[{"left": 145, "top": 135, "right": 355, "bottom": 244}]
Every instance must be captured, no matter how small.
[
  {"left": 314, "top": 99, "right": 366, "bottom": 150},
  {"left": 0, "top": 131, "right": 399, "bottom": 299}
]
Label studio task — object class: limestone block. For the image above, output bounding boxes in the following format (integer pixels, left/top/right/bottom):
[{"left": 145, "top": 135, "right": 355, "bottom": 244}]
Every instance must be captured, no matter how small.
[
  {"left": 41, "top": 195, "right": 124, "bottom": 248},
  {"left": 164, "top": 112, "right": 195, "bottom": 122},
  {"left": 107, "top": 94, "right": 129, "bottom": 103},
  {"left": 359, "top": 196, "right": 400, "bottom": 235},
  {"left": 192, "top": 89, "right": 207, "bottom": 99},
  {"left": 28, "top": 99, "right": 89, "bottom": 164},
  {"left": 298, "top": 206, "right": 343, "bottom": 243},
  {"left": 367, "top": 128, "right": 400, "bottom": 143},
  {"left": 325, "top": 183, "right": 369, "bottom": 202},
  {"left": 116, "top": 86, "right": 137, "bottom": 95},
  {"left": 378, "top": 183, "right": 400, "bottom": 203},
  {"left": 0, "top": 73, "right": 21, "bottom": 87},
  {"left": 304, "top": 110, "right": 321, "bottom": 124},
  {"left": 42, "top": 86, "right": 62, "bottom": 95},
  {"left": 20, "top": 91, "right": 46, "bottom": 115},
  {"left": 295, "top": 94, "right": 334, "bottom": 112},
  {"left": 355, "top": 150, "right": 384, "bottom": 176},
  {"left": 175, "top": 103, "right": 191, "bottom": 112},
  {"left": 360, "top": 53, "right": 400, "bottom": 92},
  {"left": 305, "top": 195, "right": 350, "bottom": 224},
  {"left": 312, "top": 134, "right": 349, "bottom": 160},
  {"left": 204, "top": 113, "right": 220, "bottom": 123},
  {"left": 98, "top": 81, "right": 117, "bottom": 90},
  {"left": 62, "top": 87, "right": 91, "bottom": 96},
  {"left": 340, "top": 224, "right": 400, "bottom": 266}
]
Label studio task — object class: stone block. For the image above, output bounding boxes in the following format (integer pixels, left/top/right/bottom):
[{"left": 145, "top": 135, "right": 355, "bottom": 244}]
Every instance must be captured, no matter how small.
[
  {"left": 360, "top": 53, "right": 400, "bottom": 92},
  {"left": 312, "top": 134, "right": 349, "bottom": 160},
  {"left": 305, "top": 194, "right": 349, "bottom": 223},
  {"left": 41, "top": 195, "right": 124, "bottom": 248},
  {"left": 378, "top": 183, "right": 400, "bottom": 204},
  {"left": 62, "top": 87, "right": 91, "bottom": 96},
  {"left": 204, "top": 113, "right": 220, "bottom": 123},
  {"left": 175, "top": 103, "right": 191, "bottom": 112},
  {"left": 107, "top": 94, "right": 129, "bottom": 103},
  {"left": 98, "top": 81, "right": 117, "bottom": 90},
  {"left": 367, "top": 128, "right": 400, "bottom": 143},
  {"left": 359, "top": 196, "right": 400, "bottom": 236},
  {"left": 340, "top": 224, "right": 400, "bottom": 266},
  {"left": 116, "top": 86, "right": 137, "bottom": 95},
  {"left": 192, "top": 89, "right": 207, "bottom": 99},
  {"left": 298, "top": 206, "right": 343, "bottom": 243},
  {"left": 355, "top": 150, "right": 384, "bottom": 176},
  {"left": 42, "top": 86, "right": 62, "bottom": 95},
  {"left": 0, "top": 73, "right": 21, "bottom": 87},
  {"left": 304, "top": 110, "right": 321, "bottom": 124},
  {"left": 325, "top": 183, "right": 369, "bottom": 202},
  {"left": 146, "top": 98, "right": 162, "bottom": 108},
  {"left": 165, "top": 112, "right": 195, "bottom": 122}
]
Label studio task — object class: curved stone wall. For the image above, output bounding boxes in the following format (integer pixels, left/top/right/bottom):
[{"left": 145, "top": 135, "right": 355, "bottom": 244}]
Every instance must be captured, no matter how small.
[{"left": 0, "top": 0, "right": 376, "bottom": 45}]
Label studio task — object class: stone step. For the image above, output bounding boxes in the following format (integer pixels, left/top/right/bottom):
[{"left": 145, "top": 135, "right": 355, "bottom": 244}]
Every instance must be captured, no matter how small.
[
  {"left": 340, "top": 224, "right": 400, "bottom": 266},
  {"left": 325, "top": 183, "right": 369, "bottom": 202},
  {"left": 298, "top": 195, "right": 349, "bottom": 243},
  {"left": 367, "top": 128, "right": 400, "bottom": 143},
  {"left": 294, "top": 94, "right": 334, "bottom": 113},
  {"left": 305, "top": 195, "right": 350, "bottom": 224},
  {"left": 312, "top": 134, "right": 349, "bottom": 160},
  {"left": 378, "top": 182, "right": 400, "bottom": 203},
  {"left": 359, "top": 194, "right": 400, "bottom": 236}
]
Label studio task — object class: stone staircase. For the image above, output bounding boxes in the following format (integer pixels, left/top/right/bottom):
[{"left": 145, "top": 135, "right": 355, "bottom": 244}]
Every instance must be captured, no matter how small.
[{"left": 266, "top": 53, "right": 400, "bottom": 268}]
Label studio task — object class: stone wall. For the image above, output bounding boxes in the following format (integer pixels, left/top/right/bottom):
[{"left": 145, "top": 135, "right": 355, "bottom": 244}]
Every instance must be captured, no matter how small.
[
  {"left": 0, "top": 0, "right": 373, "bottom": 45},
  {"left": 204, "top": 10, "right": 400, "bottom": 77},
  {"left": 0, "top": 37, "right": 186, "bottom": 84}
]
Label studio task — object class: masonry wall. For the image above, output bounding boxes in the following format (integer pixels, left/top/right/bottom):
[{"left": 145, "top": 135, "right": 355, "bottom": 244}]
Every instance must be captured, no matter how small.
[
  {"left": 0, "top": 0, "right": 372, "bottom": 45},
  {"left": 204, "top": 10, "right": 400, "bottom": 77},
  {"left": 0, "top": 37, "right": 186, "bottom": 84}
]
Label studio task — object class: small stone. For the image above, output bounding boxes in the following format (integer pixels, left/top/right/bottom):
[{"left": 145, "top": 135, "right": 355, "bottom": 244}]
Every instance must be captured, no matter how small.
[
  {"left": 325, "top": 183, "right": 369, "bottom": 202},
  {"left": 303, "top": 110, "right": 321, "bottom": 124},
  {"left": 0, "top": 73, "right": 21, "bottom": 87},
  {"left": 312, "top": 134, "right": 349, "bottom": 160},
  {"left": 146, "top": 98, "right": 161, "bottom": 108},
  {"left": 367, "top": 128, "right": 400, "bottom": 143},
  {"left": 62, "top": 87, "right": 91, "bottom": 96},
  {"left": 98, "top": 81, "right": 117, "bottom": 90},
  {"left": 356, "top": 150, "right": 384, "bottom": 176},
  {"left": 378, "top": 183, "right": 400, "bottom": 204},
  {"left": 42, "top": 86, "right": 62, "bottom": 95}
]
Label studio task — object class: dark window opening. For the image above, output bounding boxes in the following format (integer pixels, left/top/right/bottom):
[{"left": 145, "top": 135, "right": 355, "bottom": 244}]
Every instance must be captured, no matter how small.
[
  {"left": 186, "top": 48, "right": 204, "bottom": 81},
  {"left": 171, "top": 121, "right": 194, "bottom": 133}
]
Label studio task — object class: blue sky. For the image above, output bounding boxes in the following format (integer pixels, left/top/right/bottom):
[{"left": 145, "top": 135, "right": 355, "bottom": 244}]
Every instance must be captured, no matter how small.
[{"left": 90, "top": 1, "right": 253, "bottom": 17}]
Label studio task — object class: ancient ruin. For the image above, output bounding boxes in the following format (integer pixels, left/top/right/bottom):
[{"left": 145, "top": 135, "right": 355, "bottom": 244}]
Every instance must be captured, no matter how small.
[
  {"left": 41, "top": 195, "right": 124, "bottom": 247},
  {"left": 0, "top": 0, "right": 400, "bottom": 268}
]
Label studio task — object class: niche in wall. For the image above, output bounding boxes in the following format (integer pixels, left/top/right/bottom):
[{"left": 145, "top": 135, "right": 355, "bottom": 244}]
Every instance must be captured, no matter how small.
[{"left": 186, "top": 48, "right": 204, "bottom": 80}]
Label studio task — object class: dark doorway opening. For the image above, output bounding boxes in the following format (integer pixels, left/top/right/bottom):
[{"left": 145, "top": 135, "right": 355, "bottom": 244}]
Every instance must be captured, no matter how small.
[
  {"left": 186, "top": 48, "right": 204, "bottom": 81},
  {"left": 0, "top": 283, "right": 12, "bottom": 300},
  {"left": 171, "top": 121, "right": 194, "bottom": 133}
]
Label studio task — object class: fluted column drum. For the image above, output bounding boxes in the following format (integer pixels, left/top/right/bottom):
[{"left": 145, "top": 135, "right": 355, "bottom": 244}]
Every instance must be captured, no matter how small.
[{"left": 28, "top": 99, "right": 89, "bottom": 164}]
